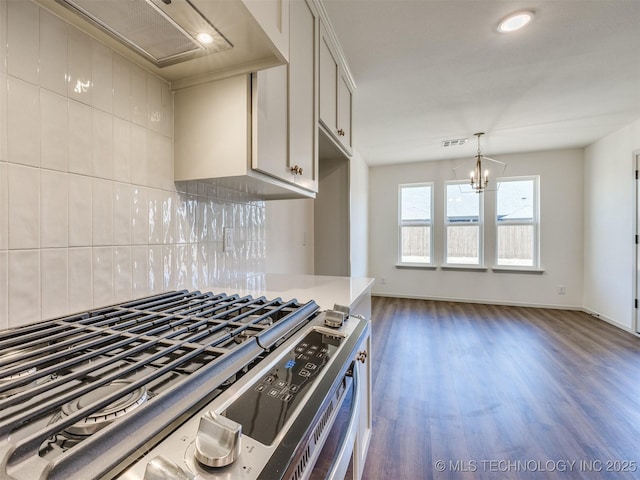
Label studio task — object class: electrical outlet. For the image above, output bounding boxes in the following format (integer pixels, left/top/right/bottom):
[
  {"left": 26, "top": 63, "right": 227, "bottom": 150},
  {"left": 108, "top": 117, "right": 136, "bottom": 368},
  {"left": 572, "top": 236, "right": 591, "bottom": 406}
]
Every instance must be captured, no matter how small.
[
  {"left": 557, "top": 285, "right": 566, "bottom": 295},
  {"left": 380, "top": 277, "right": 386, "bottom": 285},
  {"left": 223, "top": 227, "right": 234, "bottom": 252}
]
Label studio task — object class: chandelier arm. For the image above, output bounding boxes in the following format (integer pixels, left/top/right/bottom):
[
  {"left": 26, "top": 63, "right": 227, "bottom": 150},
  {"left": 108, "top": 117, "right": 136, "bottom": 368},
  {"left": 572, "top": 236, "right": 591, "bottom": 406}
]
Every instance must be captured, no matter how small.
[{"left": 480, "top": 156, "right": 506, "bottom": 166}]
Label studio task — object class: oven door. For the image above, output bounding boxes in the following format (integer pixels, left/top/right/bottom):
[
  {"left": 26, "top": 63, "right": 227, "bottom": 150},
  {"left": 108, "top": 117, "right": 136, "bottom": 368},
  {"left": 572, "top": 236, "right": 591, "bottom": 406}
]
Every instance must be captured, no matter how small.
[{"left": 306, "top": 361, "right": 361, "bottom": 480}]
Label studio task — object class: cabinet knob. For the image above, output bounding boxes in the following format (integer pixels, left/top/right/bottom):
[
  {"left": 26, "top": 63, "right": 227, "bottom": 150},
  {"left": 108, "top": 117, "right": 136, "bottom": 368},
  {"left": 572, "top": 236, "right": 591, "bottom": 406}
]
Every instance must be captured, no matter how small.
[
  {"left": 356, "top": 351, "right": 368, "bottom": 364},
  {"left": 337, "top": 128, "right": 345, "bottom": 137},
  {"left": 290, "top": 165, "right": 304, "bottom": 175}
]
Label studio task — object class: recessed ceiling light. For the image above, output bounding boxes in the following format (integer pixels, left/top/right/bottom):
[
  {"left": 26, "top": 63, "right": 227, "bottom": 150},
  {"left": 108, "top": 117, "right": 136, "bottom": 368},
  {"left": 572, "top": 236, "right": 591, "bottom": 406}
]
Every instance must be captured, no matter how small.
[
  {"left": 497, "top": 10, "right": 534, "bottom": 33},
  {"left": 197, "top": 32, "right": 214, "bottom": 45}
]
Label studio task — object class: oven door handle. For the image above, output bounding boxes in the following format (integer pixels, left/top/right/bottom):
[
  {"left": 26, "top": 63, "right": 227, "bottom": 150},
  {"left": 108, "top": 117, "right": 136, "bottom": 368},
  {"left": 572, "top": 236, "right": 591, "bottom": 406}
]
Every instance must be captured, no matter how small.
[{"left": 325, "top": 362, "right": 362, "bottom": 480}]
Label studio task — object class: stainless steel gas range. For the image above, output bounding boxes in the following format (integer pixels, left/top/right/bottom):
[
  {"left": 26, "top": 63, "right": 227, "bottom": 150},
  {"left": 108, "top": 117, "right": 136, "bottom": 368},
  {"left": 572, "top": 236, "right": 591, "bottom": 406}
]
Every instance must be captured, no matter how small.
[{"left": 0, "top": 290, "right": 370, "bottom": 480}]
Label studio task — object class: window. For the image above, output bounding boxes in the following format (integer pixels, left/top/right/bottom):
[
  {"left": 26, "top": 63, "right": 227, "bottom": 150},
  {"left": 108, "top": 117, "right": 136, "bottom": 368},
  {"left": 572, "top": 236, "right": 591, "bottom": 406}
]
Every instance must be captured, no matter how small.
[
  {"left": 496, "top": 176, "right": 539, "bottom": 267},
  {"left": 445, "top": 182, "right": 482, "bottom": 265},
  {"left": 399, "top": 183, "right": 433, "bottom": 264}
]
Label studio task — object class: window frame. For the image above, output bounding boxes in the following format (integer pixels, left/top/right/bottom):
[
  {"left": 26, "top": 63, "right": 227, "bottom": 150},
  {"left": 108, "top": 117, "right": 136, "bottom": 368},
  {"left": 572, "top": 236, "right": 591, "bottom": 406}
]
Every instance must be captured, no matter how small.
[
  {"left": 398, "top": 182, "right": 434, "bottom": 266},
  {"left": 495, "top": 175, "right": 540, "bottom": 269},
  {"left": 444, "top": 180, "right": 484, "bottom": 266}
]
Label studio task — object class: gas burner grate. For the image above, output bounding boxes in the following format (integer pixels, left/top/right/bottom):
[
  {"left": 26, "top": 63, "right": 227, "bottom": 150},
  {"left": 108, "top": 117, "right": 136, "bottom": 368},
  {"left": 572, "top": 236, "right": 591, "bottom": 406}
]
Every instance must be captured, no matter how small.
[{"left": 0, "top": 290, "right": 318, "bottom": 480}]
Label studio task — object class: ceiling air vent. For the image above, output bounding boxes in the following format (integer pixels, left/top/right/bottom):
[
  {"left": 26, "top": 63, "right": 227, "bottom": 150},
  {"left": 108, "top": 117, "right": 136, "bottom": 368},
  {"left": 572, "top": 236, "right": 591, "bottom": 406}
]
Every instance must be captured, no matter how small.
[
  {"left": 55, "top": 0, "right": 232, "bottom": 67},
  {"left": 442, "top": 138, "right": 469, "bottom": 147}
]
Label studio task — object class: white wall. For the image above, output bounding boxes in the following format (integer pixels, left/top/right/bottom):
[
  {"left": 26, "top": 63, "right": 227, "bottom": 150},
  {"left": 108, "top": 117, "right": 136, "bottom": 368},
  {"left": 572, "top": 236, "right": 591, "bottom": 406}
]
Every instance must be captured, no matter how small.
[
  {"left": 369, "top": 148, "right": 584, "bottom": 308},
  {"left": 350, "top": 149, "right": 369, "bottom": 278},
  {"left": 583, "top": 118, "right": 640, "bottom": 331},
  {"left": 315, "top": 157, "right": 350, "bottom": 276},
  {"left": 265, "top": 199, "right": 314, "bottom": 274}
]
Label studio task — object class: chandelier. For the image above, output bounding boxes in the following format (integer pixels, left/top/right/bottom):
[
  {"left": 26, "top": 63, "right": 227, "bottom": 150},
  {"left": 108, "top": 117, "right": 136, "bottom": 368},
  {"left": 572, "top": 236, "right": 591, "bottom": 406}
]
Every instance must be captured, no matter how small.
[
  {"left": 470, "top": 132, "right": 488, "bottom": 192},
  {"left": 452, "top": 131, "right": 506, "bottom": 193}
]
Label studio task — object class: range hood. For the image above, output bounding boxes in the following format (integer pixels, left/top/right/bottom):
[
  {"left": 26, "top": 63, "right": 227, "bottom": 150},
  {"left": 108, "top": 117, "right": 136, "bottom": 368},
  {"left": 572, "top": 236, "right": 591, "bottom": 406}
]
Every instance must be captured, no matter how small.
[{"left": 54, "top": 0, "right": 233, "bottom": 67}]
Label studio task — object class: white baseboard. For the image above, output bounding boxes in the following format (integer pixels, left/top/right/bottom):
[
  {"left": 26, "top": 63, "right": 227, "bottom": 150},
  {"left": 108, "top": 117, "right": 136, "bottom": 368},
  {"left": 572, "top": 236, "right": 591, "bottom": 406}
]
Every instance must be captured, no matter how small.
[
  {"left": 371, "top": 291, "right": 582, "bottom": 311},
  {"left": 372, "top": 292, "right": 638, "bottom": 335},
  {"left": 581, "top": 307, "right": 635, "bottom": 334}
]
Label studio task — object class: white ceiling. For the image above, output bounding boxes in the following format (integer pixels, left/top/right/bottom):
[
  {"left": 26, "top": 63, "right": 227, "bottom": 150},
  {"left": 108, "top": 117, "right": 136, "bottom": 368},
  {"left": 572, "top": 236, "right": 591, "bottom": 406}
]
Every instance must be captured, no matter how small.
[{"left": 322, "top": 0, "right": 640, "bottom": 166}]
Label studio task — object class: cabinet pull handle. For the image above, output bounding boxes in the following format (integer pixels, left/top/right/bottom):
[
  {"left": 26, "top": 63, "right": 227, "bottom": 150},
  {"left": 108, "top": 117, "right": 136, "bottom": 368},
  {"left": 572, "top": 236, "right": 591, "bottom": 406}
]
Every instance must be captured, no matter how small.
[
  {"left": 337, "top": 128, "right": 345, "bottom": 137},
  {"left": 290, "top": 165, "right": 303, "bottom": 175},
  {"left": 356, "top": 351, "right": 367, "bottom": 364}
]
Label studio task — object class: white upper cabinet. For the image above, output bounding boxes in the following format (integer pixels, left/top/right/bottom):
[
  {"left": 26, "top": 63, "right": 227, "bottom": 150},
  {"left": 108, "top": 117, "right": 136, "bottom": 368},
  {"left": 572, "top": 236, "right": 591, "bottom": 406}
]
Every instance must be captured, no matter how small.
[
  {"left": 241, "top": 0, "right": 290, "bottom": 63},
  {"left": 318, "top": 13, "right": 355, "bottom": 156},
  {"left": 288, "top": 0, "right": 319, "bottom": 192},
  {"left": 178, "top": 0, "right": 319, "bottom": 198},
  {"left": 319, "top": 24, "right": 338, "bottom": 136},
  {"left": 252, "top": 0, "right": 319, "bottom": 193},
  {"left": 174, "top": 74, "right": 315, "bottom": 199}
]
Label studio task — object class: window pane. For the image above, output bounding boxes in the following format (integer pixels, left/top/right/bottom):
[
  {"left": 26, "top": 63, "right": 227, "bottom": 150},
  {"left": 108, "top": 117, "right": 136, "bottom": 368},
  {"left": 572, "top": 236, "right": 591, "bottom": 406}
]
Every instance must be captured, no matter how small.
[
  {"left": 497, "top": 225, "right": 534, "bottom": 266},
  {"left": 401, "top": 226, "right": 431, "bottom": 263},
  {"left": 446, "top": 184, "right": 479, "bottom": 222},
  {"left": 446, "top": 225, "right": 479, "bottom": 264},
  {"left": 497, "top": 180, "right": 534, "bottom": 221},
  {"left": 401, "top": 185, "right": 431, "bottom": 221}
]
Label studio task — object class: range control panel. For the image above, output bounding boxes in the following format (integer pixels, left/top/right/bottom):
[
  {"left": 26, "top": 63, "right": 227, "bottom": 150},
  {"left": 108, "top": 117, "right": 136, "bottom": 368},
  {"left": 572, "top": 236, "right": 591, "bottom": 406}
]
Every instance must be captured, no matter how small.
[{"left": 223, "top": 330, "right": 342, "bottom": 445}]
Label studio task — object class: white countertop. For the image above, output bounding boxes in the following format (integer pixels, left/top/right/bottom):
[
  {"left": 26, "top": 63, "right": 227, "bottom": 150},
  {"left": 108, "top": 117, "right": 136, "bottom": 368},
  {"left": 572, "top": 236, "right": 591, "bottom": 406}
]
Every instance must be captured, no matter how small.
[{"left": 198, "top": 274, "right": 374, "bottom": 310}]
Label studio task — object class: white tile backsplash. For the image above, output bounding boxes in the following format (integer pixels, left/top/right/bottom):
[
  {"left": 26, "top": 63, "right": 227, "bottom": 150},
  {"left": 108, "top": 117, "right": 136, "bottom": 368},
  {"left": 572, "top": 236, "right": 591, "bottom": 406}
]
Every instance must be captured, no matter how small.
[
  {"left": 8, "top": 77, "right": 40, "bottom": 167},
  {"left": 113, "top": 117, "right": 132, "bottom": 183},
  {"left": 0, "top": 74, "right": 7, "bottom": 163},
  {"left": 41, "top": 169, "right": 68, "bottom": 247},
  {"left": 0, "top": 162, "right": 7, "bottom": 250},
  {"left": 39, "top": 9, "right": 67, "bottom": 96},
  {"left": 113, "top": 182, "right": 132, "bottom": 246},
  {"left": 67, "top": 28, "right": 92, "bottom": 105},
  {"left": 112, "top": 54, "right": 131, "bottom": 121},
  {"left": 148, "top": 245, "right": 162, "bottom": 294},
  {"left": 0, "top": 0, "right": 6, "bottom": 75},
  {"left": 68, "top": 100, "right": 92, "bottom": 175},
  {"left": 131, "top": 64, "right": 147, "bottom": 127},
  {"left": 8, "top": 164, "right": 39, "bottom": 249},
  {"left": 91, "top": 39, "right": 112, "bottom": 113},
  {"left": 8, "top": 250, "right": 40, "bottom": 327},
  {"left": 7, "top": 0, "right": 39, "bottom": 84},
  {"left": 3, "top": 0, "right": 266, "bottom": 327},
  {"left": 0, "top": 251, "right": 6, "bottom": 330},
  {"left": 68, "top": 174, "right": 92, "bottom": 246},
  {"left": 93, "top": 246, "right": 114, "bottom": 307},
  {"left": 40, "top": 89, "right": 68, "bottom": 171},
  {"left": 41, "top": 248, "right": 69, "bottom": 318},
  {"left": 68, "top": 247, "right": 92, "bottom": 313},
  {"left": 131, "top": 245, "right": 149, "bottom": 297},
  {"left": 148, "top": 189, "right": 162, "bottom": 245},
  {"left": 92, "top": 108, "right": 113, "bottom": 179},
  {"left": 131, "top": 186, "right": 148, "bottom": 245},
  {"left": 147, "top": 73, "right": 162, "bottom": 133},
  {"left": 131, "top": 124, "right": 147, "bottom": 186},
  {"left": 114, "top": 246, "right": 132, "bottom": 303},
  {"left": 92, "top": 178, "right": 114, "bottom": 246}
]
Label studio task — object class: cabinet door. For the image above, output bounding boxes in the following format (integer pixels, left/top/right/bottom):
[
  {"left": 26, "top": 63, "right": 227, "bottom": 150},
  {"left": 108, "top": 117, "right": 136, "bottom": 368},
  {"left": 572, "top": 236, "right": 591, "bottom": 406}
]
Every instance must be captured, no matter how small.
[
  {"left": 337, "top": 70, "right": 353, "bottom": 153},
  {"left": 289, "top": 0, "right": 319, "bottom": 192},
  {"left": 252, "top": 66, "right": 289, "bottom": 181},
  {"left": 352, "top": 331, "right": 372, "bottom": 480},
  {"left": 319, "top": 22, "right": 338, "bottom": 134}
]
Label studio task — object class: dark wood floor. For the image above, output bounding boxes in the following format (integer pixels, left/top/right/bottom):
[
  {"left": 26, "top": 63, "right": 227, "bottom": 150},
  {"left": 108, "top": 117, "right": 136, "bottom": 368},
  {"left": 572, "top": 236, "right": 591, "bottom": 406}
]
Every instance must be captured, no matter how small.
[{"left": 362, "top": 297, "right": 640, "bottom": 479}]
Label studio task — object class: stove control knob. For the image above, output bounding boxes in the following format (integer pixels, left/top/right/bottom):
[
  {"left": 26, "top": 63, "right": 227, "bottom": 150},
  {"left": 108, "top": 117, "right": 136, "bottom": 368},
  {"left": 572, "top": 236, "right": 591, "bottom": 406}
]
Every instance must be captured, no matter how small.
[
  {"left": 324, "top": 310, "right": 345, "bottom": 328},
  {"left": 144, "top": 456, "right": 194, "bottom": 480},
  {"left": 195, "top": 411, "right": 242, "bottom": 468}
]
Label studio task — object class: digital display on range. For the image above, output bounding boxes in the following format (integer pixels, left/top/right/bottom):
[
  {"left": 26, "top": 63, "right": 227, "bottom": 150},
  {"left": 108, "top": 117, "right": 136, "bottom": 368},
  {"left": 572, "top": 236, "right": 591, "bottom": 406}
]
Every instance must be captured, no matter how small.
[{"left": 223, "top": 330, "right": 342, "bottom": 445}]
